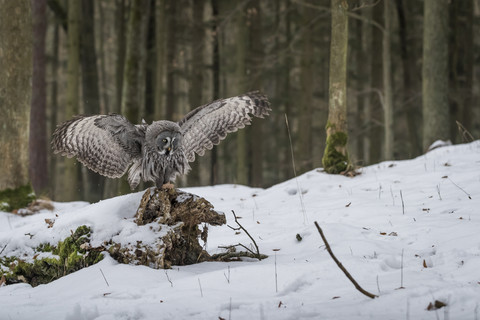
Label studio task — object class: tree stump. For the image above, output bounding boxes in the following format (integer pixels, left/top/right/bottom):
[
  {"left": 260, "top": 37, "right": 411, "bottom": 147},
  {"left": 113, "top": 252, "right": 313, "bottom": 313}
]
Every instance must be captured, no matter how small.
[{"left": 108, "top": 188, "right": 226, "bottom": 269}]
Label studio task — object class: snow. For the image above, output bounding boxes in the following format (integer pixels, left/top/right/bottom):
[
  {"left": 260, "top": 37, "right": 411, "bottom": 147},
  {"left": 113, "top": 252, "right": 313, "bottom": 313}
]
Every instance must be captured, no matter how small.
[{"left": 1, "top": 141, "right": 480, "bottom": 320}]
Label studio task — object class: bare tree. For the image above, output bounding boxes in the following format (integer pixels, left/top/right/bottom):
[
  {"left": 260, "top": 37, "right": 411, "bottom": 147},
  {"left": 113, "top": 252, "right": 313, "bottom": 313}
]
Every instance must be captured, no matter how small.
[
  {"left": 322, "top": 0, "right": 350, "bottom": 174},
  {"left": 422, "top": 0, "right": 450, "bottom": 150}
]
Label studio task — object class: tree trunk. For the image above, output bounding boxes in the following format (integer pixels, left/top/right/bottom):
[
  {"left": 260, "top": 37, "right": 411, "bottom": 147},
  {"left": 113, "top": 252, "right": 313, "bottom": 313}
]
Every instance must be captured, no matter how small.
[
  {"left": 154, "top": 0, "right": 165, "bottom": 120},
  {"left": 63, "top": 0, "right": 81, "bottom": 201},
  {"left": 0, "top": 0, "right": 33, "bottom": 209},
  {"left": 81, "top": 0, "right": 104, "bottom": 202},
  {"left": 449, "top": 0, "right": 474, "bottom": 142},
  {"left": 30, "top": 0, "right": 49, "bottom": 196},
  {"left": 210, "top": 0, "right": 220, "bottom": 185},
  {"left": 235, "top": 3, "right": 248, "bottom": 186},
  {"left": 422, "top": 0, "right": 450, "bottom": 150},
  {"left": 383, "top": 0, "right": 394, "bottom": 159},
  {"left": 187, "top": 0, "right": 205, "bottom": 186},
  {"left": 121, "top": 0, "right": 150, "bottom": 123},
  {"left": 369, "top": 1, "right": 383, "bottom": 164},
  {"left": 322, "top": 0, "right": 350, "bottom": 174},
  {"left": 114, "top": 0, "right": 126, "bottom": 114},
  {"left": 165, "top": 0, "right": 177, "bottom": 121},
  {"left": 396, "top": 0, "right": 422, "bottom": 157},
  {"left": 247, "top": 0, "right": 264, "bottom": 187},
  {"left": 298, "top": 2, "right": 314, "bottom": 174}
]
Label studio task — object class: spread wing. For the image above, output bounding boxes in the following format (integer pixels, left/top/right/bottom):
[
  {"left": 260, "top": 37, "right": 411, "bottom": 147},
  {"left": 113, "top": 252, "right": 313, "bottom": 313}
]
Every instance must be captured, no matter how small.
[
  {"left": 51, "top": 114, "right": 146, "bottom": 178},
  {"left": 178, "top": 91, "right": 271, "bottom": 162}
]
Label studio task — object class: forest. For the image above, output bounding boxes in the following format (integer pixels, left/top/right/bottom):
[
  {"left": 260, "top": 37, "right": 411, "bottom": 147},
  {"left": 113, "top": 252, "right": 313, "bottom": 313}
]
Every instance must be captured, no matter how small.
[{"left": 0, "top": 0, "right": 479, "bottom": 203}]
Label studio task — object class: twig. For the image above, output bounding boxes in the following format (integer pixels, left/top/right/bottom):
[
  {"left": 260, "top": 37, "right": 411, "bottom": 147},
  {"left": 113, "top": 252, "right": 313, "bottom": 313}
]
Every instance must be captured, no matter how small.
[
  {"left": 448, "top": 178, "right": 472, "bottom": 199},
  {"left": 0, "top": 241, "right": 9, "bottom": 255},
  {"left": 400, "top": 249, "right": 405, "bottom": 289},
  {"left": 99, "top": 268, "right": 110, "bottom": 287},
  {"left": 198, "top": 278, "right": 203, "bottom": 297},
  {"left": 400, "top": 190, "right": 405, "bottom": 215},
  {"left": 436, "top": 185, "right": 442, "bottom": 200},
  {"left": 231, "top": 211, "right": 261, "bottom": 258},
  {"left": 456, "top": 121, "right": 475, "bottom": 143},
  {"left": 285, "top": 114, "right": 308, "bottom": 224},
  {"left": 165, "top": 269, "right": 173, "bottom": 287},
  {"left": 223, "top": 265, "right": 230, "bottom": 284},
  {"left": 314, "top": 221, "right": 377, "bottom": 299},
  {"left": 376, "top": 275, "right": 380, "bottom": 294},
  {"left": 274, "top": 250, "right": 279, "bottom": 293}
]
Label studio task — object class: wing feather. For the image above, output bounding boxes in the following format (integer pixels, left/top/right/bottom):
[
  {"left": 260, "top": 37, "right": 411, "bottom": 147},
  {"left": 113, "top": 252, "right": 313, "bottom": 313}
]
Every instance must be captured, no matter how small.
[
  {"left": 178, "top": 91, "right": 271, "bottom": 162},
  {"left": 51, "top": 114, "right": 145, "bottom": 178}
]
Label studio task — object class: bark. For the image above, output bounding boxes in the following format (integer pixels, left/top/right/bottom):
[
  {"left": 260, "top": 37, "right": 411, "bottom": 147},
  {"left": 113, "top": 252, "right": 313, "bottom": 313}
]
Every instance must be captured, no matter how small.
[
  {"left": 81, "top": 0, "right": 104, "bottom": 202},
  {"left": 396, "top": 0, "right": 422, "bottom": 157},
  {"left": 369, "top": 2, "right": 383, "bottom": 163},
  {"left": 422, "top": 0, "right": 450, "bottom": 150},
  {"left": 187, "top": 0, "right": 206, "bottom": 186},
  {"left": 63, "top": 0, "right": 81, "bottom": 201},
  {"left": 114, "top": 0, "right": 126, "bottom": 114},
  {"left": 30, "top": 0, "right": 49, "bottom": 195},
  {"left": 121, "top": 0, "right": 150, "bottom": 123},
  {"left": 210, "top": 0, "right": 220, "bottom": 185},
  {"left": 247, "top": 0, "right": 264, "bottom": 187},
  {"left": 322, "top": 0, "right": 350, "bottom": 174},
  {"left": 165, "top": 0, "right": 177, "bottom": 120},
  {"left": 298, "top": 2, "right": 314, "bottom": 173},
  {"left": 383, "top": 0, "right": 394, "bottom": 159},
  {"left": 0, "top": 0, "right": 32, "bottom": 190},
  {"left": 449, "top": 0, "right": 474, "bottom": 142},
  {"left": 154, "top": 0, "right": 165, "bottom": 120},
  {"left": 235, "top": 3, "right": 248, "bottom": 186}
]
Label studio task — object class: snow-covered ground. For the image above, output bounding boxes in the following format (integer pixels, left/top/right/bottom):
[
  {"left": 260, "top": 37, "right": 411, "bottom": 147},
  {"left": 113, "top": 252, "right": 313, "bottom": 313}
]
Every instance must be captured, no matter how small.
[{"left": 1, "top": 141, "right": 480, "bottom": 320}]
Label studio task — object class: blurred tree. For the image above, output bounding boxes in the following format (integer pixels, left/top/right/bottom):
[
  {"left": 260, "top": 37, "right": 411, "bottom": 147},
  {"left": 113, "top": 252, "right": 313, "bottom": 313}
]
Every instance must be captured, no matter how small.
[
  {"left": 62, "top": 0, "right": 81, "bottom": 201},
  {"left": 80, "top": 0, "right": 104, "bottom": 202},
  {"left": 30, "top": 0, "right": 49, "bottom": 196},
  {"left": 422, "top": 0, "right": 450, "bottom": 150},
  {"left": 0, "top": 0, "right": 33, "bottom": 209}
]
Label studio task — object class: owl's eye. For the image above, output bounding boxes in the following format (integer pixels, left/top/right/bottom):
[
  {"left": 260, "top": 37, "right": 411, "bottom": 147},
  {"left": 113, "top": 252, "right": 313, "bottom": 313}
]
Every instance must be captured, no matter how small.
[{"left": 162, "top": 139, "right": 167, "bottom": 143}]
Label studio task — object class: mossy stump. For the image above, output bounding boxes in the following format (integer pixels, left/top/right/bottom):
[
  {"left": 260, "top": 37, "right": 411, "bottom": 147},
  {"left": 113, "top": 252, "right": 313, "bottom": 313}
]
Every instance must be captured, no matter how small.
[{"left": 108, "top": 187, "right": 226, "bottom": 269}]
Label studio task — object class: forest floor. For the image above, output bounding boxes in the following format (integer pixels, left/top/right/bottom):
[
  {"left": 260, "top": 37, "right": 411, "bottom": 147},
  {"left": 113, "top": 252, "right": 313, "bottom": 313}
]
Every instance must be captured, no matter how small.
[{"left": 1, "top": 141, "right": 480, "bottom": 320}]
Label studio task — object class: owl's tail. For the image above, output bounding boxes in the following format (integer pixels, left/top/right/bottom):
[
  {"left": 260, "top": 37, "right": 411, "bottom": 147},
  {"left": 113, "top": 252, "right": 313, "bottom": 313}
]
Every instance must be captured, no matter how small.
[{"left": 127, "top": 159, "right": 142, "bottom": 190}]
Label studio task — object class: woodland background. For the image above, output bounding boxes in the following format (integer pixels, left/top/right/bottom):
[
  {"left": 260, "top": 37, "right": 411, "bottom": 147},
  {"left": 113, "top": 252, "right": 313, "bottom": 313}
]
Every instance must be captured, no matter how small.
[{"left": 0, "top": 0, "right": 479, "bottom": 203}]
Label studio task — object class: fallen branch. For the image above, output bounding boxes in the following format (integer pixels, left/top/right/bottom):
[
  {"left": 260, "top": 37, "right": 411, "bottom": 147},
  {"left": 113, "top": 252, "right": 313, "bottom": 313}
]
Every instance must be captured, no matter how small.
[{"left": 314, "top": 221, "right": 377, "bottom": 299}]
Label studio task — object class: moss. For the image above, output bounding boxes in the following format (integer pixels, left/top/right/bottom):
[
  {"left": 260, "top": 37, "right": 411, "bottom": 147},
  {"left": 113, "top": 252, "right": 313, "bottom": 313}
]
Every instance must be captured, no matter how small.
[
  {"left": 0, "top": 184, "right": 35, "bottom": 212},
  {"left": 322, "top": 131, "right": 349, "bottom": 174},
  {"left": 1, "top": 225, "right": 103, "bottom": 287}
]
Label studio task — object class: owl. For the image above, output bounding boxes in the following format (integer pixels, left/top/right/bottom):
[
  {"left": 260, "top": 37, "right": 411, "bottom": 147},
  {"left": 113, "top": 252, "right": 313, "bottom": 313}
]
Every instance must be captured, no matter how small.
[{"left": 52, "top": 91, "right": 271, "bottom": 189}]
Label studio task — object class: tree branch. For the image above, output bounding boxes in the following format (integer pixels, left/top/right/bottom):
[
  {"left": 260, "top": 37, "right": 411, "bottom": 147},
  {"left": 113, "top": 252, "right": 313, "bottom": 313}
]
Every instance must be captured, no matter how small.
[{"left": 314, "top": 221, "right": 377, "bottom": 299}]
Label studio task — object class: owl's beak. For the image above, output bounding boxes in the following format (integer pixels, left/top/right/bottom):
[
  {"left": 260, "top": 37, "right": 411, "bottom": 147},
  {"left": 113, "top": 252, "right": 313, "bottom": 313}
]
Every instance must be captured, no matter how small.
[{"left": 167, "top": 147, "right": 172, "bottom": 152}]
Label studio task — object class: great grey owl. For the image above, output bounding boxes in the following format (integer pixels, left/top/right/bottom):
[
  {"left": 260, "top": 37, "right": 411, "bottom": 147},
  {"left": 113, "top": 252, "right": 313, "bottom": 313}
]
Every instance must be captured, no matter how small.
[{"left": 52, "top": 91, "right": 271, "bottom": 189}]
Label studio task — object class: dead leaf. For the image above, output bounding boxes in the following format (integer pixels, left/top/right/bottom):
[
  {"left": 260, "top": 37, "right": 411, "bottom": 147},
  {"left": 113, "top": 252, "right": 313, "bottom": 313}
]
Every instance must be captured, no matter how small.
[
  {"left": 388, "top": 232, "right": 398, "bottom": 236},
  {"left": 380, "top": 232, "right": 387, "bottom": 235},
  {"left": 345, "top": 202, "right": 351, "bottom": 207},
  {"left": 332, "top": 296, "right": 341, "bottom": 299},
  {"left": 33, "top": 254, "right": 39, "bottom": 260},
  {"left": 423, "top": 259, "right": 428, "bottom": 268},
  {"left": 427, "top": 300, "right": 447, "bottom": 311},
  {"left": 278, "top": 301, "right": 283, "bottom": 308}
]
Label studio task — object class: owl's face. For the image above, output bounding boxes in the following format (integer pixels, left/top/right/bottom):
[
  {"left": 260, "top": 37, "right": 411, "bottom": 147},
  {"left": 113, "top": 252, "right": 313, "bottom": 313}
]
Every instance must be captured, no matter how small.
[{"left": 155, "top": 131, "right": 182, "bottom": 156}]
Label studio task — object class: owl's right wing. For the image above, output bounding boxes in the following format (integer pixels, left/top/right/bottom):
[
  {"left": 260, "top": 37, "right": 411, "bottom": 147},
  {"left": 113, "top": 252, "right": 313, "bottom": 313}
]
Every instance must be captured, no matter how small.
[
  {"left": 52, "top": 114, "right": 146, "bottom": 178},
  {"left": 178, "top": 91, "right": 271, "bottom": 162}
]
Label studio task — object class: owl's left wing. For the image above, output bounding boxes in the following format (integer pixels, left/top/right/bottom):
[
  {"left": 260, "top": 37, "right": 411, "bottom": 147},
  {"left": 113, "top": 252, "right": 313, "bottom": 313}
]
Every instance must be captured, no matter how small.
[{"left": 178, "top": 91, "right": 271, "bottom": 162}]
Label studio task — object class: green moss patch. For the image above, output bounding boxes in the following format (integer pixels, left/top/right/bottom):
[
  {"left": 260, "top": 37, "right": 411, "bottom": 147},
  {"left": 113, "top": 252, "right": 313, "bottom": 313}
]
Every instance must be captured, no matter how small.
[
  {"left": 0, "top": 184, "right": 36, "bottom": 212},
  {"left": 322, "top": 131, "right": 350, "bottom": 174},
  {"left": 0, "top": 225, "right": 103, "bottom": 287}
]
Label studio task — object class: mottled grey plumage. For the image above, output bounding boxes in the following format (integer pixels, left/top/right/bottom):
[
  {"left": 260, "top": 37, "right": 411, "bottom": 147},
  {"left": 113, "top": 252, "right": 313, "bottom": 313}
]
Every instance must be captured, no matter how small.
[{"left": 52, "top": 91, "right": 271, "bottom": 189}]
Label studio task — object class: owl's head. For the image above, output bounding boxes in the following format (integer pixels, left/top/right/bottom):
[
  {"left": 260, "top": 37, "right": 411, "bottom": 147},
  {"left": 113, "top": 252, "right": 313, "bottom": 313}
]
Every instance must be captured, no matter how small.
[{"left": 146, "top": 121, "right": 183, "bottom": 156}]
